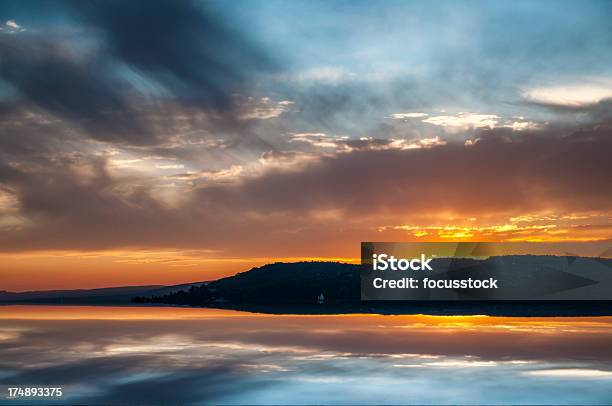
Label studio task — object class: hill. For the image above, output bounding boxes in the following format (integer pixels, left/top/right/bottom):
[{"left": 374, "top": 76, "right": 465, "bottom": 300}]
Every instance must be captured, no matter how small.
[
  {"left": 4, "top": 256, "right": 612, "bottom": 315},
  {"left": 132, "top": 257, "right": 612, "bottom": 315},
  {"left": 0, "top": 282, "right": 207, "bottom": 304},
  {"left": 132, "top": 262, "right": 361, "bottom": 305}
]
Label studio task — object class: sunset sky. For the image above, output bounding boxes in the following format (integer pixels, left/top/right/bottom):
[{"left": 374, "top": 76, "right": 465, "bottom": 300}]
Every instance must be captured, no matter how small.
[{"left": 0, "top": 0, "right": 611, "bottom": 291}]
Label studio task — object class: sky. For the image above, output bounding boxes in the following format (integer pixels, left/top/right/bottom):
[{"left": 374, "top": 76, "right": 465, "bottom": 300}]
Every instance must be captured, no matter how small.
[{"left": 0, "top": 0, "right": 611, "bottom": 290}]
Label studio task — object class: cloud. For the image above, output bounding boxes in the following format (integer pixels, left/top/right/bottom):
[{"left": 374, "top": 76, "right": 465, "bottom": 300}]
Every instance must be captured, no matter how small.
[
  {"left": 195, "top": 127, "right": 611, "bottom": 221},
  {"left": 524, "top": 369, "right": 612, "bottom": 378},
  {"left": 289, "top": 133, "right": 446, "bottom": 152},
  {"left": 0, "top": 1, "right": 277, "bottom": 146},
  {"left": 390, "top": 112, "right": 429, "bottom": 119},
  {"left": 390, "top": 111, "right": 539, "bottom": 132},
  {"left": 69, "top": 0, "right": 276, "bottom": 108},
  {"left": 155, "top": 164, "right": 185, "bottom": 170},
  {"left": 1, "top": 19, "right": 24, "bottom": 34},
  {"left": 504, "top": 120, "right": 539, "bottom": 131},
  {"left": 0, "top": 35, "right": 153, "bottom": 144},
  {"left": 0, "top": 2, "right": 610, "bottom": 260},
  {"left": 422, "top": 113, "right": 500, "bottom": 128},
  {"left": 291, "top": 67, "right": 357, "bottom": 84},
  {"left": 5, "top": 19, "right": 19, "bottom": 29},
  {"left": 236, "top": 97, "right": 295, "bottom": 120},
  {"left": 0, "top": 123, "right": 609, "bottom": 255},
  {"left": 523, "top": 78, "right": 612, "bottom": 107}
]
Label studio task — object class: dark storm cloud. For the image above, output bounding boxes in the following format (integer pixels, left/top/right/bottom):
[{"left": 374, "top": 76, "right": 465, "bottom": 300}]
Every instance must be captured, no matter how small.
[
  {"left": 0, "top": 156, "right": 192, "bottom": 249},
  {"left": 0, "top": 124, "right": 610, "bottom": 253},
  {"left": 69, "top": 0, "right": 275, "bottom": 108},
  {"left": 0, "top": 36, "right": 153, "bottom": 144},
  {"left": 198, "top": 126, "right": 612, "bottom": 216},
  {"left": 0, "top": 2, "right": 610, "bottom": 255},
  {"left": 0, "top": 0, "right": 276, "bottom": 146},
  {"left": 0, "top": 159, "right": 21, "bottom": 183}
]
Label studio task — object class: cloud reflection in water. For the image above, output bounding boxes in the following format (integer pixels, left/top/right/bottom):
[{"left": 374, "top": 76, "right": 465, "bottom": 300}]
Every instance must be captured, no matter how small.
[{"left": 1, "top": 306, "right": 612, "bottom": 404}]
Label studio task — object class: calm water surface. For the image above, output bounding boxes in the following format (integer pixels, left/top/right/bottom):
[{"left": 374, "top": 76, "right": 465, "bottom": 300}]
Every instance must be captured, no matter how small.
[{"left": 1, "top": 305, "right": 612, "bottom": 404}]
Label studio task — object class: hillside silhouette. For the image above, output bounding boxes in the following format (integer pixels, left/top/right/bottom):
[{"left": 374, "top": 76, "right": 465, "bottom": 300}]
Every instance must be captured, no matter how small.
[
  {"left": 133, "top": 256, "right": 612, "bottom": 312},
  {"left": 133, "top": 261, "right": 361, "bottom": 305}
]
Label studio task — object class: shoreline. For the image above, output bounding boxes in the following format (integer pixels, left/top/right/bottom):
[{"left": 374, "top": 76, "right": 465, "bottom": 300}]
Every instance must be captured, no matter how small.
[{"left": 3, "top": 300, "right": 612, "bottom": 317}]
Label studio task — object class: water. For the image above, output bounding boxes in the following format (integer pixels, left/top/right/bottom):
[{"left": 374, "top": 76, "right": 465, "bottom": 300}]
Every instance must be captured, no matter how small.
[{"left": 1, "top": 305, "right": 611, "bottom": 404}]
